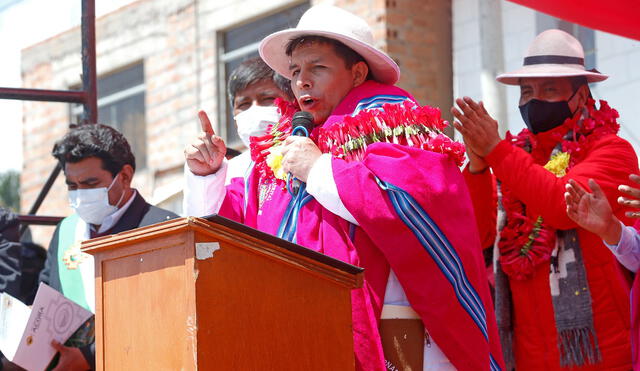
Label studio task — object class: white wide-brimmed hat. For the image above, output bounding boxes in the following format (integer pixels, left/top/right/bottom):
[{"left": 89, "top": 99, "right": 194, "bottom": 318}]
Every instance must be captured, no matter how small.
[
  {"left": 259, "top": 4, "right": 400, "bottom": 85},
  {"left": 496, "top": 29, "right": 608, "bottom": 85}
]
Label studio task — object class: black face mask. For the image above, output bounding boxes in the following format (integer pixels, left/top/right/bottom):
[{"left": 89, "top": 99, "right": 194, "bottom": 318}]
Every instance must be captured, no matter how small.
[{"left": 518, "top": 89, "right": 579, "bottom": 134}]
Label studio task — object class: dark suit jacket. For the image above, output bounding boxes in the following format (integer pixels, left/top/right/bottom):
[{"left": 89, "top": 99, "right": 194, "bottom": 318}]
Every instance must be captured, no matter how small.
[
  {"left": 0, "top": 210, "right": 21, "bottom": 299},
  {"left": 0, "top": 237, "right": 21, "bottom": 298},
  {"left": 38, "top": 192, "right": 178, "bottom": 369}
]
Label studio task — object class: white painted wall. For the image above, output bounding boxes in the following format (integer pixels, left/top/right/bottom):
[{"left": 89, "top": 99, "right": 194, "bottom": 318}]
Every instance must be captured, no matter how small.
[
  {"left": 453, "top": 0, "right": 640, "bottom": 159},
  {"left": 452, "top": 0, "right": 482, "bottom": 107},
  {"left": 593, "top": 33, "right": 640, "bottom": 151}
]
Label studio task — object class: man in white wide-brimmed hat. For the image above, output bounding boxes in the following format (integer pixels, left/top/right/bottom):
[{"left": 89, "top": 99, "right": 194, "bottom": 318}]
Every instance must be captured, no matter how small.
[
  {"left": 454, "top": 29, "right": 638, "bottom": 370},
  {"left": 183, "top": 5, "right": 503, "bottom": 371}
]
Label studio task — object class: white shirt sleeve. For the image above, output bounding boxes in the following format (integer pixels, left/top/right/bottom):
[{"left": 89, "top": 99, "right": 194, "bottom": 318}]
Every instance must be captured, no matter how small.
[
  {"left": 182, "top": 161, "right": 228, "bottom": 217},
  {"left": 305, "top": 153, "right": 358, "bottom": 225},
  {"left": 225, "top": 151, "right": 252, "bottom": 185},
  {"left": 603, "top": 222, "right": 640, "bottom": 272}
]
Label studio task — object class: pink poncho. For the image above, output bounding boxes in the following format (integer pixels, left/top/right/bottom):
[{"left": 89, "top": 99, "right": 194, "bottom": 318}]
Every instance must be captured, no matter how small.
[{"left": 219, "top": 81, "right": 504, "bottom": 371}]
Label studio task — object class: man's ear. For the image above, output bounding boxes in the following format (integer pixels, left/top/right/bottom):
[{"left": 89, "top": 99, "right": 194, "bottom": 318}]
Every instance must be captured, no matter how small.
[
  {"left": 119, "top": 164, "right": 134, "bottom": 189},
  {"left": 352, "top": 61, "right": 369, "bottom": 87}
]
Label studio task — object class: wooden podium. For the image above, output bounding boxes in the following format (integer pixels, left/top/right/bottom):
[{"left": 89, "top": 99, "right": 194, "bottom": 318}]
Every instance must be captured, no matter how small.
[{"left": 81, "top": 215, "right": 363, "bottom": 370}]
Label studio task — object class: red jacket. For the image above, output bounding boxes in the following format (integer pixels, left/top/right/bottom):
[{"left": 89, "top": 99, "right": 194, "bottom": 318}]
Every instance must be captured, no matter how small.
[
  {"left": 631, "top": 219, "right": 640, "bottom": 370},
  {"left": 465, "top": 126, "right": 638, "bottom": 371}
]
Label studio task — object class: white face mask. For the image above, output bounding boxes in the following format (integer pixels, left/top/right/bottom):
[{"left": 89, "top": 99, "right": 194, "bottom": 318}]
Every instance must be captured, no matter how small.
[
  {"left": 68, "top": 173, "right": 125, "bottom": 225},
  {"left": 234, "top": 105, "right": 281, "bottom": 148}
]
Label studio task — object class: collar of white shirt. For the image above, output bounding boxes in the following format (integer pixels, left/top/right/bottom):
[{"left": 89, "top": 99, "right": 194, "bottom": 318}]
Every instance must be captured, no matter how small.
[{"left": 91, "top": 189, "right": 138, "bottom": 234}]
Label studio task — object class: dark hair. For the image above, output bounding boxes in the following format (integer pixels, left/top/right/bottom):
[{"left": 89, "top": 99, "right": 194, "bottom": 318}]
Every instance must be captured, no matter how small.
[
  {"left": 285, "top": 35, "right": 371, "bottom": 80},
  {"left": 52, "top": 124, "right": 136, "bottom": 176},
  {"left": 227, "top": 57, "right": 293, "bottom": 105},
  {"left": 569, "top": 76, "right": 589, "bottom": 92}
]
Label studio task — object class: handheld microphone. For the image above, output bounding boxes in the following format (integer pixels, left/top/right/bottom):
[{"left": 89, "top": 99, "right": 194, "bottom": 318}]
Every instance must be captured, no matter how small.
[
  {"left": 291, "top": 111, "right": 314, "bottom": 137},
  {"left": 289, "top": 111, "right": 315, "bottom": 196}
]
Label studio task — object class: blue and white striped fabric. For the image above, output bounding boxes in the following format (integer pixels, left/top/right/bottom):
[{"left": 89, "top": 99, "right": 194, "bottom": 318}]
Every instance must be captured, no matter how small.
[
  {"left": 490, "top": 355, "right": 501, "bottom": 371},
  {"left": 352, "top": 94, "right": 413, "bottom": 116},
  {"left": 277, "top": 184, "right": 314, "bottom": 243},
  {"left": 376, "top": 177, "right": 502, "bottom": 371}
]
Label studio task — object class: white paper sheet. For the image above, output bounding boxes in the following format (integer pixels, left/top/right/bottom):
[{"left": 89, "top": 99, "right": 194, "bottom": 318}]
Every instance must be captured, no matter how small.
[
  {"left": 0, "top": 283, "right": 93, "bottom": 371},
  {"left": 0, "top": 292, "right": 31, "bottom": 360}
]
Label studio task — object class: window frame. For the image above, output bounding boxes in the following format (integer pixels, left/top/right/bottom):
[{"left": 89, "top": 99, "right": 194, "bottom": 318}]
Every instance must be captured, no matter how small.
[
  {"left": 216, "top": 2, "right": 310, "bottom": 148},
  {"left": 69, "top": 61, "right": 147, "bottom": 168}
]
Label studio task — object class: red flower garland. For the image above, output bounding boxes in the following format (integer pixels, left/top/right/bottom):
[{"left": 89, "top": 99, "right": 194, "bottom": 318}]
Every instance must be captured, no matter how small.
[
  {"left": 318, "top": 100, "right": 465, "bottom": 166},
  {"left": 498, "top": 99, "right": 620, "bottom": 280},
  {"left": 250, "top": 99, "right": 465, "bottom": 183}
]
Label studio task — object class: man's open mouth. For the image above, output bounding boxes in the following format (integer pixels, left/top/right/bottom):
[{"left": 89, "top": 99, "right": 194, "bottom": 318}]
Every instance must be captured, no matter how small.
[{"left": 299, "top": 96, "right": 316, "bottom": 109}]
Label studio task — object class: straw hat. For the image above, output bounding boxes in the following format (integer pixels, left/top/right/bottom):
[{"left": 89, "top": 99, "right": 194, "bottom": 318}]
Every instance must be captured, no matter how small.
[
  {"left": 496, "top": 29, "right": 607, "bottom": 85},
  {"left": 259, "top": 4, "right": 400, "bottom": 85}
]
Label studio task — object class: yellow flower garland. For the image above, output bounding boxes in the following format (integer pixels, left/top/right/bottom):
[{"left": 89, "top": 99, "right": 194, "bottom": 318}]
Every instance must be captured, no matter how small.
[
  {"left": 544, "top": 152, "right": 570, "bottom": 177},
  {"left": 265, "top": 146, "right": 287, "bottom": 181}
]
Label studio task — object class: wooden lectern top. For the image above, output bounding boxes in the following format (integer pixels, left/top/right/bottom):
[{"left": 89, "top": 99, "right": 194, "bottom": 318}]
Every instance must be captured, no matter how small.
[
  {"left": 82, "top": 215, "right": 364, "bottom": 289},
  {"left": 82, "top": 215, "right": 364, "bottom": 370}
]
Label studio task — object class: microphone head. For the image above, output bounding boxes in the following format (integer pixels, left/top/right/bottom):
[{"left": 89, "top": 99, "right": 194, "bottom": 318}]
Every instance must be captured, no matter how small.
[
  {"left": 291, "top": 111, "right": 314, "bottom": 137},
  {"left": 292, "top": 111, "right": 314, "bottom": 134}
]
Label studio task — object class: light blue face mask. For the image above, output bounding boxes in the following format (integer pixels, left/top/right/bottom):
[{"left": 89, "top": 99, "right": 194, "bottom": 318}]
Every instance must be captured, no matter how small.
[{"left": 68, "top": 173, "right": 124, "bottom": 225}]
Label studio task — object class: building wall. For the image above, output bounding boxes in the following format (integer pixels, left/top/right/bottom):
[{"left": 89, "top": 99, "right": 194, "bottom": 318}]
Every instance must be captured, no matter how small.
[
  {"left": 334, "top": 0, "right": 453, "bottom": 118},
  {"left": 388, "top": 0, "right": 453, "bottom": 121},
  {"left": 452, "top": 0, "right": 640, "bottom": 155},
  {"left": 452, "top": 0, "right": 537, "bottom": 136},
  {"left": 593, "top": 34, "right": 640, "bottom": 151},
  {"left": 21, "top": 0, "right": 197, "bottom": 246},
  {"left": 21, "top": 0, "right": 452, "bottom": 247},
  {"left": 499, "top": 1, "right": 537, "bottom": 134}
]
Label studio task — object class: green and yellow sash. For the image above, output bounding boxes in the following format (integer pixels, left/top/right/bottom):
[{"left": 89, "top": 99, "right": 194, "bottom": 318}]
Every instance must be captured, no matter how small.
[{"left": 56, "top": 214, "right": 91, "bottom": 311}]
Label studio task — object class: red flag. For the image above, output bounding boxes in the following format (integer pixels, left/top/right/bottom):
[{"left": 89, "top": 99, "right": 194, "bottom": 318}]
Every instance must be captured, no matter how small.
[{"left": 508, "top": 0, "right": 640, "bottom": 41}]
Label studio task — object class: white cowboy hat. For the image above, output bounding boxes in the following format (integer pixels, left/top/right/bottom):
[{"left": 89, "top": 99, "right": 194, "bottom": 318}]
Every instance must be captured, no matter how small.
[
  {"left": 259, "top": 4, "right": 400, "bottom": 85},
  {"left": 496, "top": 29, "right": 608, "bottom": 85}
]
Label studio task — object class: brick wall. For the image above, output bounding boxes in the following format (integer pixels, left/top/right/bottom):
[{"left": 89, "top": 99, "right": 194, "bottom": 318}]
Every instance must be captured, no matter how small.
[
  {"left": 21, "top": 0, "right": 453, "bottom": 247},
  {"left": 388, "top": 0, "right": 453, "bottom": 116},
  {"left": 21, "top": 51, "right": 75, "bottom": 246},
  {"left": 21, "top": 0, "right": 198, "bottom": 246},
  {"left": 332, "top": 0, "right": 453, "bottom": 123}
]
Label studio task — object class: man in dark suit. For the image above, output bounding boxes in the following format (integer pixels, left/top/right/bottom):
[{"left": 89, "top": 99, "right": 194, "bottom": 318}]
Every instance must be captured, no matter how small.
[{"left": 38, "top": 124, "right": 178, "bottom": 370}]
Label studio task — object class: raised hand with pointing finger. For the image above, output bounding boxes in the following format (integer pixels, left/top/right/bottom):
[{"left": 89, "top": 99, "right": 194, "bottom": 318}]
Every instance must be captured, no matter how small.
[{"left": 184, "top": 111, "right": 227, "bottom": 176}]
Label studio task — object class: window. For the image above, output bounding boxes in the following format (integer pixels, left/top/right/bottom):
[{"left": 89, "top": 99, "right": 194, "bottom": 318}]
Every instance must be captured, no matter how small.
[
  {"left": 218, "top": 2, "right": 309, "bottom": 146},
  {"left": 536, "top": 14, "right": 596, "bottom": 70},
  {"left": 71, "top": 63, "right": 147, "bottom": 168}
]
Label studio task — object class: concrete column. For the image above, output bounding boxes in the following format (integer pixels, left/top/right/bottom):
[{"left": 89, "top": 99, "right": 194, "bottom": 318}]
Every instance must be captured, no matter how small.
[{"left": 479, "top": 0, "right": 508, "bottom": 135}]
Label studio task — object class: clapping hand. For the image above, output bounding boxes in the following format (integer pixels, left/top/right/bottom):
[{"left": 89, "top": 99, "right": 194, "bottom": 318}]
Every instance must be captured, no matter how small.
[
  {"left": 565, "top": 178, "right": 622, "bottom": 245},
  {"left": 618, "top": 174, "right": 640, "bottom": 218},
  {"left": 451, "top": 97, "right": 501, "bottom": 173}
]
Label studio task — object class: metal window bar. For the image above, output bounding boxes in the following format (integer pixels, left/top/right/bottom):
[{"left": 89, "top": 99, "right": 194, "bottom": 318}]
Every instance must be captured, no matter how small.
[{"left": 0, "top": 0, "right": 97, "bottom": 230}]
